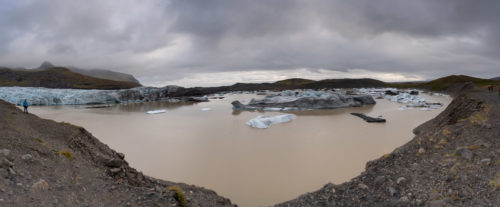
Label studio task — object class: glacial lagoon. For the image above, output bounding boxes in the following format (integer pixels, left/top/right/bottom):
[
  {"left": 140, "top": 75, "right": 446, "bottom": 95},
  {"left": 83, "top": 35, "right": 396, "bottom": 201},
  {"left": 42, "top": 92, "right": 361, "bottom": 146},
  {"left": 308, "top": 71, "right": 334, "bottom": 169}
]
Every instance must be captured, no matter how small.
[{"left": 30, "top": 92, "right": 450, "bottom": 207}]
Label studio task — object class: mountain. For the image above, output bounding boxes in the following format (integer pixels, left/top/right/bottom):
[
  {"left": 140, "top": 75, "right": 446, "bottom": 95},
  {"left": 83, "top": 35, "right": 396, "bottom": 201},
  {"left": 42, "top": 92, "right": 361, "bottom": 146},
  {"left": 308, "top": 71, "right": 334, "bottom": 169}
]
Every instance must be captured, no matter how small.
[
  {"left": 0, "top": 67, "right": 141, "bottom": 89},
  {"left": 35, "top": 61, "right": 141, "bottom": 84},
  {"left": 67, "top": 67, "right": 141, "bottom": 84},
  {"left": 491, "top": 77, "right": 500, "bottom": 80}
]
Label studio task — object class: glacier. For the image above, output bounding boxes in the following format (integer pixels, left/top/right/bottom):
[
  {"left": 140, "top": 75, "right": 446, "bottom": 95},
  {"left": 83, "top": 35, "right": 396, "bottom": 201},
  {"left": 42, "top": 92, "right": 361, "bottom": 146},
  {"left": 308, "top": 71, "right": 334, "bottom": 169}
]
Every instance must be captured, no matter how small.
[
  {"left": 246, "top": 114, "right": 296, "bottom": 129},
  {"left": 0, "top": 86, "right": 205, "bottom": 106}
]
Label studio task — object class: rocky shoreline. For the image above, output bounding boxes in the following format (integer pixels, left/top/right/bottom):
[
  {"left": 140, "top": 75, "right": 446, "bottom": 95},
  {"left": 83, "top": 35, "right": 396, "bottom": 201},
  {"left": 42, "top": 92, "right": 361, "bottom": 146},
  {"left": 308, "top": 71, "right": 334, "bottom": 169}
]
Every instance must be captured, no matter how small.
[
  {"left": 0, "top": 100, "right": 234, "bottom": 206},
  {"left": 276, "top": 86, "right": 500, "bottom": 206}
]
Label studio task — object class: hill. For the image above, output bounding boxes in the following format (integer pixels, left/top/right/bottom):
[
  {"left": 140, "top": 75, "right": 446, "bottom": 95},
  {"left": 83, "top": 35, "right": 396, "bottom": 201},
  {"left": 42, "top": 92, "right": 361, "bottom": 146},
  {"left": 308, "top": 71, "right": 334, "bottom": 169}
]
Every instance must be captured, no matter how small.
[
  {"left": 36, "top": 61, "right": 141, "bottom": 85},
  {"left": 491, "top": 77, "right": 500, "bottom": 81},
  {"left": 197, "top": 78, "right": 389, "bottom": 93},
  {"left": 0, "top": 67, "right": 141, "bottom": 89},
  {"left": 391, "top": 75, "right": 500, "bottom": 92},
  {"left": 416, "top": 75, "right": 499, "bottom": 91},
  {"left": 67, "top": 67, "right": 141, "bottom": 84}
]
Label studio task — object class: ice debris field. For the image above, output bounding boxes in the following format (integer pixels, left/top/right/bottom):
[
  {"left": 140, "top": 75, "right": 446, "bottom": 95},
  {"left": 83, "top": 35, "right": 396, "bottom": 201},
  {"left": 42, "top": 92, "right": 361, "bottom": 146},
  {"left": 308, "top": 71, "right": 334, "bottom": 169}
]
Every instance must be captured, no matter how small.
[{"left": 0, "top": 87, "right": 446, "bottom": 112}]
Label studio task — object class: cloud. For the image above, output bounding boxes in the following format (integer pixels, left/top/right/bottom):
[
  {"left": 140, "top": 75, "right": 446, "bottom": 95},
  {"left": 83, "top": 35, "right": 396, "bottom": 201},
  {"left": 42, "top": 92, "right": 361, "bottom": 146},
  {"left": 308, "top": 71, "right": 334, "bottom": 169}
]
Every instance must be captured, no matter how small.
[{"left": 0, "top": 0, "right": 499, "bottom": 86}]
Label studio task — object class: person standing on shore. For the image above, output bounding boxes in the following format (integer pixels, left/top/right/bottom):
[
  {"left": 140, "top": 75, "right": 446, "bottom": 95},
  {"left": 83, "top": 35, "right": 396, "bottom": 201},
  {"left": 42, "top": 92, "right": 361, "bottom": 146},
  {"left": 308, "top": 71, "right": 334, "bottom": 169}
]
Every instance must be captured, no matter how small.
[{"left": 23, "top": 99, "right": 29, "bottom": 113}]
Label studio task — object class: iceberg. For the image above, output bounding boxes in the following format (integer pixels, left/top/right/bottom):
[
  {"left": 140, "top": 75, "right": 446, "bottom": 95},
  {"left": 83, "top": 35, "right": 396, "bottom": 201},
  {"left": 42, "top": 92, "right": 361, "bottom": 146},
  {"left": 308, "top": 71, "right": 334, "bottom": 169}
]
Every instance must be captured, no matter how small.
[
  {"left": 200, "top": 107, "right": 212, "bottom": 111},
  {"left": 355, "top": 88, "right": 446, "bottom": 110},
  {"left": 246, "top": 114, "right": 296, "bottom": 129},
  {"left": 232, "top": 89, "right": 375, "bottom": 111},
  {"left": 146, "top": 109, "right": 166, "bottom": 114}
]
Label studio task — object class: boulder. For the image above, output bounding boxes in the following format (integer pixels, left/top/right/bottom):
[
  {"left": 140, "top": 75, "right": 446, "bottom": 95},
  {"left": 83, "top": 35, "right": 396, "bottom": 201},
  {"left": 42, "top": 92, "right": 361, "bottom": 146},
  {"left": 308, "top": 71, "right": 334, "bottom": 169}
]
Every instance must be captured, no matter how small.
[{"left": 30, "top": 179, "right": 49, "bottom": 192}]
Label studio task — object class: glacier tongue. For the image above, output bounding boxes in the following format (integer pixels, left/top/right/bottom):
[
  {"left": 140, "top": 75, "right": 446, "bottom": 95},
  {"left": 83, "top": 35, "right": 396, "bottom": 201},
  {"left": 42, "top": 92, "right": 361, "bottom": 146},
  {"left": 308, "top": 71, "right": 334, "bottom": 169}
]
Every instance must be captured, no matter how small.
[
  {"left": 0, "top": 87, "right": 121, "bottom": 105},
  {"left": 0, "top": 86, "right": 202, "bottom": 106}
]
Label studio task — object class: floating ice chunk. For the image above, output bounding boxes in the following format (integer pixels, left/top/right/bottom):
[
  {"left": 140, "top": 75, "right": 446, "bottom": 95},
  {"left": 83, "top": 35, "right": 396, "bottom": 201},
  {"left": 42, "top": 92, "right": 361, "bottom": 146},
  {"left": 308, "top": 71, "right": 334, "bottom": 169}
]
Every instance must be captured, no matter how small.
[
  {"left": 246, "top": 114, "right": 296, "bottom": 129},
  {"left": 263, "top": 107, "right": 282, "bottom": 111},
  {"left": 398, "top": 107, "right": 406, "bottom": 111},
  {"left": 420, "top": 108, "right": 432, "bottom": 111},
  {"left": 147, "top": 109, "right": 166, "bottom": 114},
  {"left": 201, "top": 107, "right": 212, "bottom": 111},
  {"left": 429, "top": 104, "right": 442, "bottom": 109}
]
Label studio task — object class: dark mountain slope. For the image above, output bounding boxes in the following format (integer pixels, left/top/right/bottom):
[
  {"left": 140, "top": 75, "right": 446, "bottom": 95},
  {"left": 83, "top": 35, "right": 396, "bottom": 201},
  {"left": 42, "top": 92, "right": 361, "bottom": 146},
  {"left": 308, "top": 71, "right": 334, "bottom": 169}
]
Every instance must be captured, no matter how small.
[{"left": 0, "top": 67, "right": 140, "bottom": 89}]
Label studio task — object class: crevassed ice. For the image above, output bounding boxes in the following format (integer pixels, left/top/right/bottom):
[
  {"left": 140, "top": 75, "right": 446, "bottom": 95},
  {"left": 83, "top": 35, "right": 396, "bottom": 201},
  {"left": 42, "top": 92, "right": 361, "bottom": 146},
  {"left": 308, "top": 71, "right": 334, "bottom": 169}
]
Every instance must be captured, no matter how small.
[
  {"left": 0, "top": 87, "right": 118, "bottom": 105},
  {"left": 0, "top": 86, "right": 176, "bottom": 106}
]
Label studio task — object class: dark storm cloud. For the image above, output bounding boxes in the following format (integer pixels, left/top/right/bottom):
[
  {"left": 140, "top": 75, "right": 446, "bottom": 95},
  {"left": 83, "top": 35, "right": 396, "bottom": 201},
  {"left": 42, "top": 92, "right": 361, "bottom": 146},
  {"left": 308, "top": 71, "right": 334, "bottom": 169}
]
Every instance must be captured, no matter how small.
[{"left": 0, "top": 0, "right": 499, "bottom": 86}]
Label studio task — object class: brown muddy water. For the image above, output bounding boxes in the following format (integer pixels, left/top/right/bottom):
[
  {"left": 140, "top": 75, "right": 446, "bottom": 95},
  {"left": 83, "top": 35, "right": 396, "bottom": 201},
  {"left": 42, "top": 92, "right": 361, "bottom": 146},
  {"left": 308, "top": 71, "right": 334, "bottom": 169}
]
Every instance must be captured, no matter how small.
[{"left": 30, "top": 93, "right": 450, "bottom": 207}]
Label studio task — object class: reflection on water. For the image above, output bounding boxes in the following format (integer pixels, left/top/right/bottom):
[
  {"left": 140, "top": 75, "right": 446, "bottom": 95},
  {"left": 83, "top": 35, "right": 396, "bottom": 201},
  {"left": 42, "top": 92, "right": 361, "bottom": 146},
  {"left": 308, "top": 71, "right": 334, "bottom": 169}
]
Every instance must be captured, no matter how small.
[{"left": 30, "top": 93, "right": 450, "bottom": 207}]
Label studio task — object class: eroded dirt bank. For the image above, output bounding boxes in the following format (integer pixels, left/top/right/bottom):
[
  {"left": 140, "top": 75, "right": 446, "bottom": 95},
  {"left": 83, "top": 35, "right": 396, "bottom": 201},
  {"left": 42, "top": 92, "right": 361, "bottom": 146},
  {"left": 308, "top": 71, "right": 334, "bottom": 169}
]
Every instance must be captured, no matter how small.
[
  {"left": 0, "top": 100, "right": 234, "bottom": 207},
  {"left": 277, "top": 87, "right": 500, "bottom": 206}
]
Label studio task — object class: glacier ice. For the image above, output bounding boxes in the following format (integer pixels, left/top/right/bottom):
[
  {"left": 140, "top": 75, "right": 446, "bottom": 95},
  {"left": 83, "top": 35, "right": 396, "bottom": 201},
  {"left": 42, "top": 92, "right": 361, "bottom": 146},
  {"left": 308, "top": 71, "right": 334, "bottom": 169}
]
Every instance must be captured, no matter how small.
[
  {"left": 0, "top": 87, "right": 120, "bottom": 106},
  {"left": 246, "top": 114, "right": 296, "bottom": 129},
  {"left": 355, "top": 88, "right": 445, "bottom": 110},
  {"left": 233, "top": 89, "right": 375, "bottom": 111},
  {"left": 146, "top": 109, "right": 166, "bottom": 114},
  {"left": 0, "top": 86, "right": 205, "bottom": 106}
]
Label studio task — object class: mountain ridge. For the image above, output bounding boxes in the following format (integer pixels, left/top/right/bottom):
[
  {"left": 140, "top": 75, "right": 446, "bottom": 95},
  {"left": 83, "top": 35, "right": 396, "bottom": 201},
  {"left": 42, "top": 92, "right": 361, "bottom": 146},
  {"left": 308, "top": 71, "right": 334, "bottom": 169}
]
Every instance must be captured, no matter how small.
[{"left": 0, "top": 67, "right": 140, "bottom": 89}]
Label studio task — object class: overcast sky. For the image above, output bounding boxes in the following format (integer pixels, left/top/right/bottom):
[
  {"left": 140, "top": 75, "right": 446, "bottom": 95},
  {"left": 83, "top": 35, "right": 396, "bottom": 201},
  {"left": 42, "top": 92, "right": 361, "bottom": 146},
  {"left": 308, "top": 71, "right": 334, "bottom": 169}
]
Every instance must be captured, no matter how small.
[{"left": 0, "top": 0, "right": 499, "bottom": 87}]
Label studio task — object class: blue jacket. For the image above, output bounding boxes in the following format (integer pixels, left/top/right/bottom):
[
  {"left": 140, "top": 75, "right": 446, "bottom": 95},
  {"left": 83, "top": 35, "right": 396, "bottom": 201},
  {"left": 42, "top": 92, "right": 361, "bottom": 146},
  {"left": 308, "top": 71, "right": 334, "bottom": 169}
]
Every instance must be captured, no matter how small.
[{"left": 23, "top": 100, "right": 28, "bottom": 107}]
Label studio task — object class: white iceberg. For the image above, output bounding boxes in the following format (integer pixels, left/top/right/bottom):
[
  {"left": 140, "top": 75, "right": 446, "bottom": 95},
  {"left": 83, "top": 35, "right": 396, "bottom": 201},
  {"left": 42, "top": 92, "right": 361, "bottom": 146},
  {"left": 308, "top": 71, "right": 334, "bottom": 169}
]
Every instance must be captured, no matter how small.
[
  {"left": 146, "top": 109, "right": 166, "bottom": 114},
  {"left": 263, "top": 107, "right": 283, "bottom": 111},
  {"left": 246, "top": 114, "right": 296, "bottom": 129},
  {"left": 200, "top": 107, "right": 212, "bottom": 111}
]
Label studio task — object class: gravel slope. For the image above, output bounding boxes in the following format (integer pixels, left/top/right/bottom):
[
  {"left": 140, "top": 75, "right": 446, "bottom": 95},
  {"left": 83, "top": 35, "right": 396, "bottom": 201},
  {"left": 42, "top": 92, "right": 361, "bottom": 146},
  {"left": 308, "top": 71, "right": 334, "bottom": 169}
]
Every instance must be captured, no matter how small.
[
  {"left": 0, "top": 100, "right": 234, "bottom": 207},
  {"left": 277, "top": 87, "right": 500, "bottom": 206}
]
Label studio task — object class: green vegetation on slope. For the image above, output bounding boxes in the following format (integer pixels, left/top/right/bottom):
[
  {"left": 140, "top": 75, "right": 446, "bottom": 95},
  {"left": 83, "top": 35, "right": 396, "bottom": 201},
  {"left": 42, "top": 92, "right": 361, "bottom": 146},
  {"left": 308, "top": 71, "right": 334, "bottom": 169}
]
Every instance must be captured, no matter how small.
[
  {"left": 222, "top": 78, "right": 388, "bottom": 91},
  {"left": 274, "top": 78, "right": 316, "bottom": 87},
  {"left": 0, "top": 67, "right": 141, "bottom": 89},
  {"left": 393, "top": 75, "right": 500, "bottom": 91}
]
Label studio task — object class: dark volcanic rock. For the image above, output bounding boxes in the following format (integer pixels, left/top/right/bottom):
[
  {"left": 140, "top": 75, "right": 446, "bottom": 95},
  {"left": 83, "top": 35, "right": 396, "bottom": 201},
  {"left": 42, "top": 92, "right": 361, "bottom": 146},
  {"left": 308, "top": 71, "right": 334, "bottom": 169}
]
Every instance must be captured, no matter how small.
[{"left": 385, "top": 90, "right": 399, "bottom": 95}]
